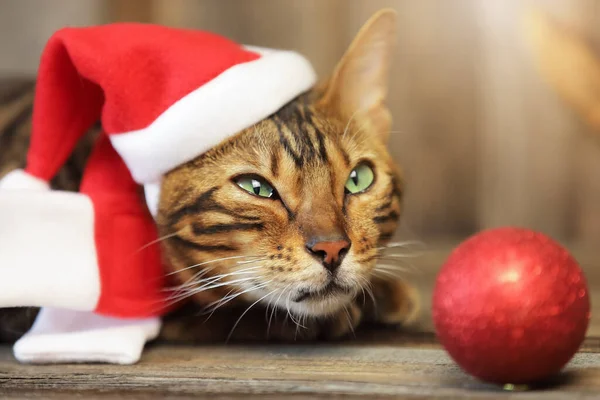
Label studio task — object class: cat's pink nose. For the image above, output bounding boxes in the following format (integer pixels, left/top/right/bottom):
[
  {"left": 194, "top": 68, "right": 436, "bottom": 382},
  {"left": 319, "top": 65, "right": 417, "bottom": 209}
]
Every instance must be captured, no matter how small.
[{"left": 307, "top": 239, "right": 351, "bottom": 273}]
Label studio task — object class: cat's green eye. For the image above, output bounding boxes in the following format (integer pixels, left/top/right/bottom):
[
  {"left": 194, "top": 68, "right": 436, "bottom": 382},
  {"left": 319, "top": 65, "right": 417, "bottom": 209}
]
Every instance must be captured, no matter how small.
[
  {"left": 235, "top": 176, "right": 275, "bottom": 198},
  {"left": 345, "top": 163, "right": 375, "bottom": 194}
]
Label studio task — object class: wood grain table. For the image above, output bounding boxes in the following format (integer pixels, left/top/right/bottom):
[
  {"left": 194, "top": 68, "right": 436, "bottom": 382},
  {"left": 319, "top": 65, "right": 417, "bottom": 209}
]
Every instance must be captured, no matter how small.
[
  {"left": 1, "top": 333, "right": 600, "bottom": 399},
  {"left": 0, "top": 240, "right": 598, "bottom": 399}
]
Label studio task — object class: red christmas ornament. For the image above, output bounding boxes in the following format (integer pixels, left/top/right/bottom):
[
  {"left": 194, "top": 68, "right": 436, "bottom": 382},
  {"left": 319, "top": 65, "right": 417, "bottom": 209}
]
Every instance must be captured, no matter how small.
[{"left": 433, "top": 227, "right": 591, "bottom": 385}]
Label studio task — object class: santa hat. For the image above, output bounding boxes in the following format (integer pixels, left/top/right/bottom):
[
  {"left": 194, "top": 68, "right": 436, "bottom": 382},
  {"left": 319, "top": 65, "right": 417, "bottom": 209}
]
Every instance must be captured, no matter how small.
[
  {"left": 6, "top": 23, "right": 316, "bottom": 215},
  {"left": 0, "top": 24, "right": 316, "bottom": 364},
  {"left": 0, "top": 23, "right": 316, "bottom": 316}
]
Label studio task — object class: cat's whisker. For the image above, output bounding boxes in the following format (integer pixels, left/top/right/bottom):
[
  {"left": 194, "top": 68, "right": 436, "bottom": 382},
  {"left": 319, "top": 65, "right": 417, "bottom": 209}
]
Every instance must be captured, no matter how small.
[
  {"left": 169, "top": 272, "right": 254, "bottom": 297},
  {"left": 375, "top": 262, "right": 415, "bottom": 271},
  {"left": 236, "top": 257, "right": 268, "bottom": 265},
  {"left": 204, "top": 284, "right": 267, "bottom": 321},
  {"left": 371, "top": 270, "right": 399, "bottom": 280},
  {"left": 164, "top": 276, "right": 259, "bottom": 304},
  {"left": 285, "top": 291, "right": 295, "bottom": 327},
  {"left": 376, "top": 252, "right": 425, "bottom": 259},
  {"left": 264, "top": 284, "right": 284, "bottom": 322},
  {"left": 169, "top": 267, "right": 217, "bottom": 293},
  {"left": 265, "top": 290, "right": 281, "bottom": 335},
  {"left": 167, "top": 265, "right": 222, "bottom": 292},
  {"left": 285, "top": 290, "right": 305, "bottom": 330},
  {"left": 226, "top": 287, "right": 278, "bottom": 343},
  {"left": 303, "top": 312, "right": 309, "bottom": 331},
  {"left": 353, "top": 275, "right": 368, "bottom": 307},
  {"left": 164, "top": 261, "right": 265, "bottom": 300},
  {"left": 181, "top": 276, "right": 259, "bottom": 296},
  {"left": 373, "top": 266, "right": 402, "bottom": 275},
  {"left": 372, "top": 241, "right": 427, "bottom": 272},
  {"left": 342, "top": 110, "right": 359, "bottom": 139},
  {"left": 165, "top": 254, "right": 264, "bottom": 276},
  {"left": 348, "top": 118, "right": 370, "bottom": 141},
  {"left": 210, "top": 280, "right": 270, "bottom": 308},
  {"left": 358, "top": 282, "right": 367, "bottom": 306},
  {"left": 264, "top": 290, "right": 277, "bottom": 324},
  {"left": 365, "top": 285, "right": 376, "bottom": 312},
  {"left": 371, "top": 264, "right": 413, "bottom": 280},
  {"left": 376, "top": 240, "right": 426, "bottom": 251},
  {"left": 375, "top": 253, "right": 420, "bottom": 259},
  {"left": 371, "top": 258, "right": 421, "bottom": 274},
  {"left": 162, "top": 274, "right": 217, "bottom": 302},
  {"left": 373, "top": 268, "right": 412, "bottom": 278},
  {"left": 373, "top": 260, "right": 416, "bottom": 271},
  {"left": 356, "top": 275, "right": 377, "bottom": 310},
  {"left": 356, "top": 233, "right": 426, "bottom": 254},
  {"left": 201, "top": 287, "right": 237, "bottom": 318},
  {"left": 194, "top": 266, "right": 263, "bottom": 283},
  {"left": 202, "top": 282, "right": 271, "bottom": 320},
  {"left": 294, "top": 311, "right": 301, "bottom": 340},
  {"left": 379, "top": 259, "right": 422, "bottom": 275},
  {"left": 343, "top": 305, "right": 356, "bottom": 338},
  {"left": 135, "top": 230, "right": 183, "bottom": 253},
  {"left": 164, "top": 265, "right": 263, "bottom": 293},
  {"left": 268, "top": 283, "right": 292, "bottom": 337}
]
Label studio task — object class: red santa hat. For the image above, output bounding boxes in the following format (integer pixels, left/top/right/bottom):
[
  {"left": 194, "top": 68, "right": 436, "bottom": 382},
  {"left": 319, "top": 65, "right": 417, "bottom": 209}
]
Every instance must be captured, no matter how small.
[
  {"left": 0, "top": 24, "right": 317, "bottom": 341},
  {"left": 5, "top": 23, "right": 316, "bottom": 215}
]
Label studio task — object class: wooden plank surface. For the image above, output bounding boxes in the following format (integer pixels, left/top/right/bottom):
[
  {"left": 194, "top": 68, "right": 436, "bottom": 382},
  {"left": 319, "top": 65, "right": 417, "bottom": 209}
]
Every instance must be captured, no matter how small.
[{"left": 1, "top": 335, "right": 600, "bottom": 399}]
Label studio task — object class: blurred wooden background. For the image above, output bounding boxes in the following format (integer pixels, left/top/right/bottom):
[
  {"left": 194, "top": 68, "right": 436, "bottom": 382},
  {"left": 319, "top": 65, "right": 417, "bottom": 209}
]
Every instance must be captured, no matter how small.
[{"left": 1, "top": 0, "right": 599, "bottom": 247}]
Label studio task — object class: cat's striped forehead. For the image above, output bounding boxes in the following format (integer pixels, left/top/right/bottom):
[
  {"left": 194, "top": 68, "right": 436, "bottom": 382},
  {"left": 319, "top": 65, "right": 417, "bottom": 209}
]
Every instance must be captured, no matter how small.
[{"left": 269, "top": 94, "right": 349, "bottom": 170}]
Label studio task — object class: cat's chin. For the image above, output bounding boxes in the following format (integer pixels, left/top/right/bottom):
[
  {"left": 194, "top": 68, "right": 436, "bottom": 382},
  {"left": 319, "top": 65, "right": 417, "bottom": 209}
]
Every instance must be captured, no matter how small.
[
  {"left": 259, "top": 288, "right": 357, "bottom": 318},
  {"left": 285, "top": 292, "right": 357, "bottom": 317},
  {"left": 239, "top": 282, "right": 357, "bottom": 318}
]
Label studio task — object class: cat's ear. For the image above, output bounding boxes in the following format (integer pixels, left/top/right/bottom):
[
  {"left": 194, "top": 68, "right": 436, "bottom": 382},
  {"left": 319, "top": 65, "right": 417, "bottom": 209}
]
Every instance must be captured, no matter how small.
[{"left": 319, "top": 9, "right": 397, "bottom": 142}]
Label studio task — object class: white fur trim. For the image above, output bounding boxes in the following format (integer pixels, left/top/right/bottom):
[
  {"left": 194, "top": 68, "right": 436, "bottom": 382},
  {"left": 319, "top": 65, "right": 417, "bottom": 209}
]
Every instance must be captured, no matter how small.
[
  {"left": 0, "top": 191, "right": 100, "bottom": 310},
  {"left": 0, "top": 169, "right": 50, "bottom": 190},
  {"left": 144, "top": 181, "right": 161, "bottom": 218},
  {"left": 14, "top": 308, "right": 161, "bottom": 364},
  {"left": 110, "top": 47, "right": 317, "bottom": 184}
]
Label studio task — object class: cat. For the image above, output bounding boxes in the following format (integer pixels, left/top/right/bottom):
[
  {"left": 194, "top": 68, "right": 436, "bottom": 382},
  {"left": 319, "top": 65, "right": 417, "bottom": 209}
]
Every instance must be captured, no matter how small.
[{"left": 0, "top": 9, "right": 419, "bottom": 343}]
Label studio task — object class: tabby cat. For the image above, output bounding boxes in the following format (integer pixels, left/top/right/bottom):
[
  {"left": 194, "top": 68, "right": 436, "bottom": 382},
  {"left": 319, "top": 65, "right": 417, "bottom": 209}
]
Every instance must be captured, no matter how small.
[{"left": 0, "top": 9, "right": 419, "bottom": 343}]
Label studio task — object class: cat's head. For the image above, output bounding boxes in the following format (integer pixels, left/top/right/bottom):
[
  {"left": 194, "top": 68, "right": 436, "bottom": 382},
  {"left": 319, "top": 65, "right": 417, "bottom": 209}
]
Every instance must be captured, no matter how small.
[{"left": 157, "top": 10, "right": 402, "bottom": 317}]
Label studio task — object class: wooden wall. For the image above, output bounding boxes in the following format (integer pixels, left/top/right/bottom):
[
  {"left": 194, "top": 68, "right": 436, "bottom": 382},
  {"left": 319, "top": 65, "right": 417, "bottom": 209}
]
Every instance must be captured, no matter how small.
[{"left": 2, "top": 0, "right": 600, "bottom": 244}]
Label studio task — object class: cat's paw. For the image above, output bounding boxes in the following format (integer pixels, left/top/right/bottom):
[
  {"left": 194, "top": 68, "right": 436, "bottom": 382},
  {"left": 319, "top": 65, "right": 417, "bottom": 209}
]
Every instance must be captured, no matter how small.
[{"left": 365, "top": 277, "right": 421, "bottom": 327}]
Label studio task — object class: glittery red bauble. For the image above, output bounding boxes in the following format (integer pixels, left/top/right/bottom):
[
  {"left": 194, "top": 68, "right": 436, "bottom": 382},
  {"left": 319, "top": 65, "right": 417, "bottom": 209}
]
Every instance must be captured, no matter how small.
[{"left": 433, "top": 227, "right": 591, "bottom": 385}]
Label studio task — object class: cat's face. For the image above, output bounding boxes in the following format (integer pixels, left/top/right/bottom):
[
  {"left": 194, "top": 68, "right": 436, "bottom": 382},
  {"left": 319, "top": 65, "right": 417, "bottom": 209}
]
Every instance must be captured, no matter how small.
[{"left": 157, "top": 10, "right": 401, "bottom": 317}]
